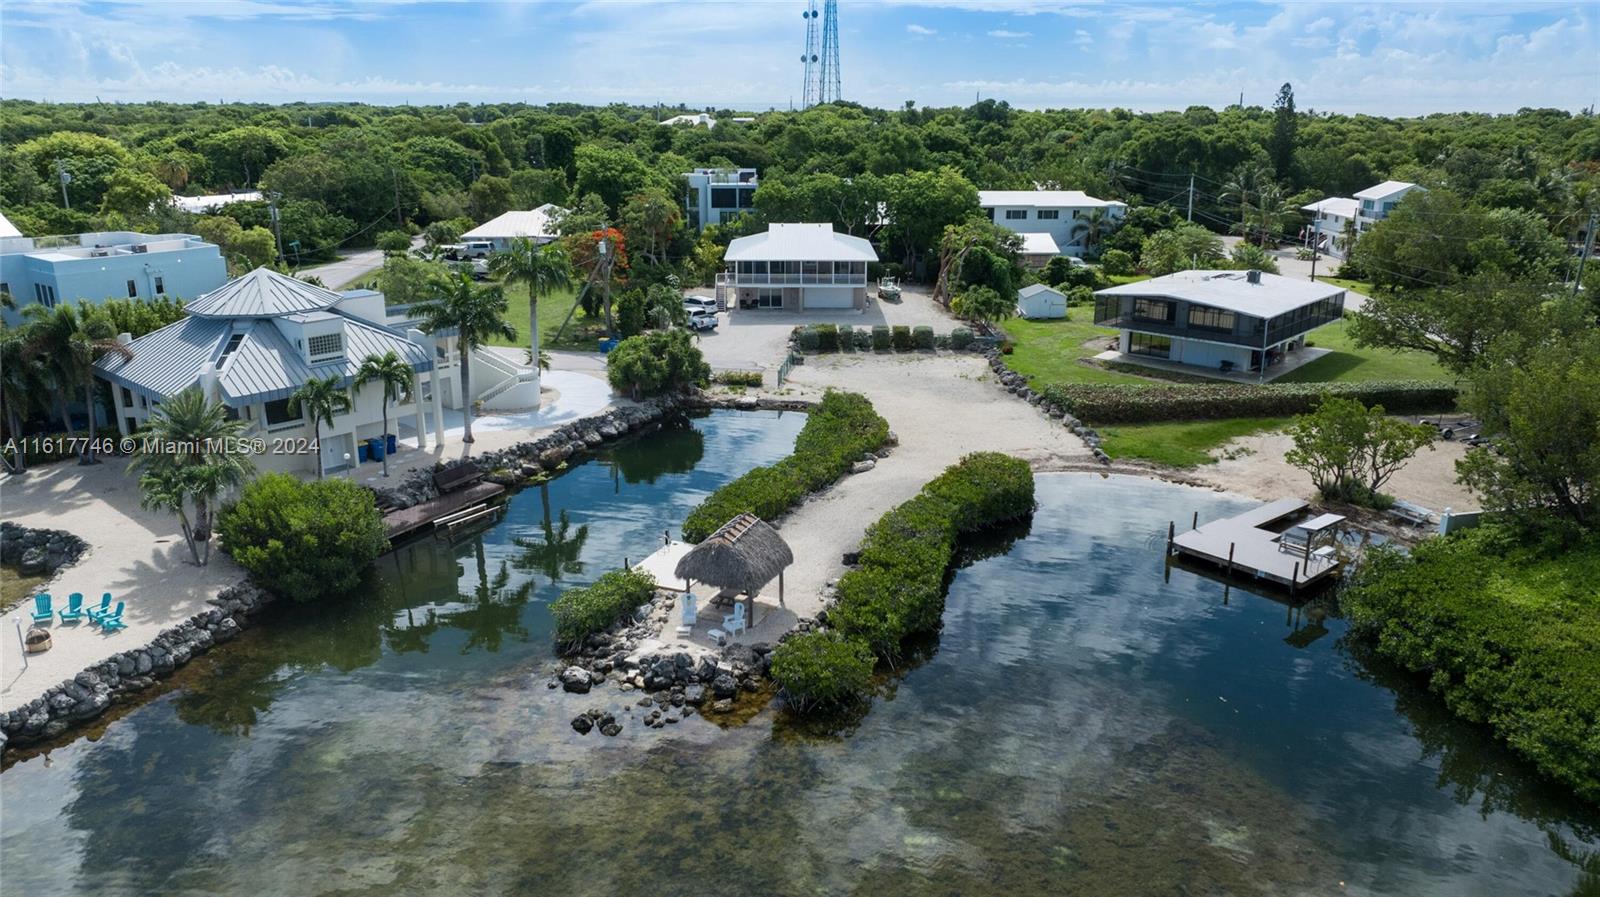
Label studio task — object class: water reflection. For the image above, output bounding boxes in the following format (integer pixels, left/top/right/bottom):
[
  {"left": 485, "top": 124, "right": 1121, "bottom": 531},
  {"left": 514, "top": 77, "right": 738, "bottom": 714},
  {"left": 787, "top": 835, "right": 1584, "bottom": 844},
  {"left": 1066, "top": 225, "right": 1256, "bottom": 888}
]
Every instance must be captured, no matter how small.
[{"left": 4, "top": 466, "right": 1597, "bottom": 897}]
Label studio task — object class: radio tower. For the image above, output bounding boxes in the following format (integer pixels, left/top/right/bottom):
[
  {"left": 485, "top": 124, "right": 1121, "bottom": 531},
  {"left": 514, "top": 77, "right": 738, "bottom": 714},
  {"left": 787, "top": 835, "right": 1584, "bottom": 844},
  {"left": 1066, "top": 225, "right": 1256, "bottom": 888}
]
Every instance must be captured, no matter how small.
[
  {"left": 800, "top": 1, "right": 820, "bottom": 108},
  {"left": 818, "top": 0, "right": 841, "bottom": 104}
]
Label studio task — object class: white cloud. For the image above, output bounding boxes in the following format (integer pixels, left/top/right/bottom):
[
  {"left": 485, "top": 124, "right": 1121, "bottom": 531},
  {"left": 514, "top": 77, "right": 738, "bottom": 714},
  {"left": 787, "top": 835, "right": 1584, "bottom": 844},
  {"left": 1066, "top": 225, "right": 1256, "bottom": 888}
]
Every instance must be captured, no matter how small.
[
  {"left": 1072, "top": 28, "right": 1093, "bottom": 47},
  {"left": 907, "top": 23, "right": 937, "bottom": 35},
  {"left": 988, "top": 29, "right": 1032, "bottom": 39}
]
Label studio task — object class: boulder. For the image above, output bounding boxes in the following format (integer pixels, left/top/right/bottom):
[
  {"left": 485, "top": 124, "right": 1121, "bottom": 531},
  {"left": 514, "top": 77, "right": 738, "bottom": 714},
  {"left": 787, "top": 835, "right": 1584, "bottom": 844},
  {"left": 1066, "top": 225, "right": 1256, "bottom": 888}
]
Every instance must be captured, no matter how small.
[
  {"left": 711, "top": 673, "right": 738, "bottom": 700},
  {"left": 571, "top": 715, "right": 594, "bottom": 734},
  {"left": 560, "top": 666, "right": 594, "bottom": 694},
  {"left": 850, "top": 459, "right": 876, "bottom": 474}
]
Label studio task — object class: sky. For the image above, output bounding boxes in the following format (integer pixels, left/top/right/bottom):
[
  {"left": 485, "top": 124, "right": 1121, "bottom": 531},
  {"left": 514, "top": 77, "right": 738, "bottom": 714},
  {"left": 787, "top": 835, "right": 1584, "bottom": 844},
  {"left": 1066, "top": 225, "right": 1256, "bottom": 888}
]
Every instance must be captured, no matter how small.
[{"left": 0, "top": 1, "right": 1595, "bottom": 116}]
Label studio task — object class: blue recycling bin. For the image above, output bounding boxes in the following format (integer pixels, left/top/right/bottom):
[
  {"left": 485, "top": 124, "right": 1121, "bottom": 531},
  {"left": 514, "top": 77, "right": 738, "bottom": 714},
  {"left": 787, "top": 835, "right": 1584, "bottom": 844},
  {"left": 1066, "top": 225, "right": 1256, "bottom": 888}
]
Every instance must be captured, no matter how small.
[
  {"left": 367, "top": 437, "right": 385, "bottom": 462},
  {"left": 357, "top": 443, "right": 370, "bottom": 464},
  {"left": 386, "top": 433, "right": 398, "bottom": 454}
]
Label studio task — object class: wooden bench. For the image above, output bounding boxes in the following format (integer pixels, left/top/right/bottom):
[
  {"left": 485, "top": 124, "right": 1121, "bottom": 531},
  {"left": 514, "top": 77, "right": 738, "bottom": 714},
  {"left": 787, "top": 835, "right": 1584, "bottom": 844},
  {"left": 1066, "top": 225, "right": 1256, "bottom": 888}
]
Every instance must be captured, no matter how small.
[{"left": 433, "top": 461, "right": 483, "bottom": 495}]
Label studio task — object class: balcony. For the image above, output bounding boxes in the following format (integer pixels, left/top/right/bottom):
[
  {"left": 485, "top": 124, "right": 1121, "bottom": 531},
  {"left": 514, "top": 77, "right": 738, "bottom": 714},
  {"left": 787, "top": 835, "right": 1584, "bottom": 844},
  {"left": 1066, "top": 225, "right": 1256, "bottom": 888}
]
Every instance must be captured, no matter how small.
[{"left": 718, "top": 271, "right": 865, "bottom": 287}]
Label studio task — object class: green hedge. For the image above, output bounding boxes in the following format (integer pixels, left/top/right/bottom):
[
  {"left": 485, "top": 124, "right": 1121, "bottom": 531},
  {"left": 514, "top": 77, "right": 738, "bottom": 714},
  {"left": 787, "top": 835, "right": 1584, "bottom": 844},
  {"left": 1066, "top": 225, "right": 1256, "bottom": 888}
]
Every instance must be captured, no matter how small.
[
  {"left": 871, "top": 325, "right": 891, "bottom": 351},
  {"left": 713, "top": 370, "right": 764, "bottom": 387},
  {"left": 770, "top": 630, "right": 876, "bottom": 711},
  {"left": 951, "top": 327, "right": 974, "bottom": 350},
  {"left": 218, "top": 473, "right": 388, "bottom": 603},
  {"left": 830, "top": 452, "right": 1034, "bottom": 660},
  {"left": 913, "top": 325, "right": 935, "bottom": 350},
  {"left": 1342, "top": 527, "right": 1600, "bottom": 803},
  {"left": 1038, "top": 380, "right": 1458, "bottom": 424},
  {"left": 891, "top": 325, "right": 913, "bottom": 351},
  {"left": 815, "top": 323, "right": 840, "bottom": 352},
  {"left": 549, "top": 568, "right": 658, "bottom": 649},
  {"left": 681, "top": 390, "right": 889, "bottom": 542}
]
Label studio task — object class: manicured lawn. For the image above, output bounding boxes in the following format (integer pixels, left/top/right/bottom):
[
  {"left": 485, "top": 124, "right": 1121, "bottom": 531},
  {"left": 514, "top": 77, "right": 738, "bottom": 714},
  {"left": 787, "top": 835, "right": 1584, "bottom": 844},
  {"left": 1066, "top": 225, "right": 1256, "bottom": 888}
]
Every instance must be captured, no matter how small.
[
  {"left": 1001, "top": 307, "right": 1146, "bottom": 386},
  {"left": 1098, "top": 417, "right": 1292, "bottom": 467},
  {"left": 1315, "top": 276, "right": 1376, "bottom": 295},
  {"left": 488, "top": 282, "right": 606, "bottom": 353},
  {"left": 1277, "top": 317, "right": 1449, "bottom": 384}
]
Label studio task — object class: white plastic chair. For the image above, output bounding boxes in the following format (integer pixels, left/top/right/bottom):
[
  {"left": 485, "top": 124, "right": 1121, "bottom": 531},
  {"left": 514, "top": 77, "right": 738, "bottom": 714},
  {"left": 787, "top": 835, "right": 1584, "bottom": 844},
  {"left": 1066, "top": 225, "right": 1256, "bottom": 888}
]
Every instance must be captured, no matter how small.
[
  {"left": 681, "top": 591, "right": 698, "bottom": 626},
  {"left": 722, "top": 601, "right": 747, "bottom": 637}
]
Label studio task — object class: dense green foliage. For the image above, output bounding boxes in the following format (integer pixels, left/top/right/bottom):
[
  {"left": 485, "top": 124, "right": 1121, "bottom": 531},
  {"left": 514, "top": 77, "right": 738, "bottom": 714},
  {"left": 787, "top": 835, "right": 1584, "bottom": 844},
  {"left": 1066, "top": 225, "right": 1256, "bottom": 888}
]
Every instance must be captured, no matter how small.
[
  {"left": 1283, "top": 397, "right": 1435, "bottom": 506},
  {"left": 1342, "top": 526, "right": 1600, "bottom": 804},
  {"left": 1039, "top": 379, "right": 1457, "bottom": 424},
  {"left": 548, "top": 568, "right": 658, "bottom": 649},
  {"left": 217, "top": 473, "right": 387, "bottom": 602},
  {"left": 829, "top": 453, "right": 1034, "bottom": 660},
  {"left": 681, "top": 390, "right": 888, "bottom": 542},
  {"left": 604, "top": 329, "right": 708, "bottom": 399},
  {"left": 769, "top": 630, "right": 877, "bottom": 712},
  {"left": 711, "top": 370, "right": 763, "bottom": 387}
]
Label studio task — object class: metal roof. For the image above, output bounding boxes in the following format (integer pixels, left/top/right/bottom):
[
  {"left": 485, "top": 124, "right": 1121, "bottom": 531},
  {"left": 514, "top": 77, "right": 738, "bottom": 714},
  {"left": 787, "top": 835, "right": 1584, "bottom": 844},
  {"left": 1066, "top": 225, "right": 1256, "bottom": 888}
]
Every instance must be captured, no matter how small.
[
  {"left": 1302, "top": 197, "right": 1359, "bottom": 218},
  {"left": 1017, "top": 232, "right": 1060, "bottom": 255},
  {"left": 1018, "top": 283, "right": 1065, "bottom": 299},
  {"left": 724, "top": 223, "right": 878, "bottom": 263},
  {"left": 185, "top": 267, "right": 344, "bottom": 318},
  {"left": 1096, "top": 270, "right": 1344, "bottom": 318},
  {"left": 1353, "top": 180, "right": 1420, "bottom": 200},
  {"left": 979, "top": 190, "right": 1127, "bottom": 209},
  {"left": 97, "top": 310, "right": 433, "bottom": 406},
  {"left": 461, "top": 205, "right": 566, "bottom": 242}
]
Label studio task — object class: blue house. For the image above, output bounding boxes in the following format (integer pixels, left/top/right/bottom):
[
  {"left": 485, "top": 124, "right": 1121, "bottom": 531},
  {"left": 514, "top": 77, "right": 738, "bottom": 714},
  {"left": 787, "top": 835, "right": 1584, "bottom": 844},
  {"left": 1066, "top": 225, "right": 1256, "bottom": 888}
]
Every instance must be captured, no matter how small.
[{"left": 0, "top": 230, "right": 227, "bottom": 324}]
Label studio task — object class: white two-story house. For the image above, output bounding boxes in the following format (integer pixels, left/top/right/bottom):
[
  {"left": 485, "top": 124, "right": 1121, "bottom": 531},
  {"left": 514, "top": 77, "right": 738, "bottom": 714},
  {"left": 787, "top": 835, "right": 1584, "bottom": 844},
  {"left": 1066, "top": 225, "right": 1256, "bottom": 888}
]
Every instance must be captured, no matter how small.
[
  {"left": 1300, "top": 197, "right": 1359, "bottom": 259},
  {"left": 978, "top": 190, "right": 1128, "bottom": 259},
  {"left": 718, "top": 223, "right": 877, "bottom": 312},
  {"left": 1354, "top": 181, "right": 1423, "bottom": 234}
]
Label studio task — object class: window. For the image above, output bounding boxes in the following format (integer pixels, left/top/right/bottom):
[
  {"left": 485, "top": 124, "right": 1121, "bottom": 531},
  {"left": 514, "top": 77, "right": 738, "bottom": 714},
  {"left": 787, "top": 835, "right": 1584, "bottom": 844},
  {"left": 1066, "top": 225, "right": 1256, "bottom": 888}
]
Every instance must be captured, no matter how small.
[
  {"left": 127, "top": 279, "right": 138, "bottom": 298},
  {"left": 219, "top": 333, "right": 246, "bottom": 360},
  {"left": 1187, "top": 306, "right": 1236, "bottom": 332},
  {"left": 154, "top": 276, "right": 165, "bottom": 295},
  {"left": 1036, "top": 209, "right": 1060, "bottom": 220},
  {"left": 306, "top": 332, "right": 343, "bottom": 359},
  {"left": 1132, "top": 298, "right": 1173, "bottom": 323},
  {"left": 755, "top": 289, "right": 783, "bottom": 309},
  {"left": 1004, "top": 209, "right": 1028, "bottom": 220},
  {"left": 710, "top": 186, "right": 739, "bottom": 209},
  {"left": 1129, "top": 333, "right": 1172, "bottom": 358},
  {"left": 982, "top": 207, "right": 994, "bottom": 221},
  {"left": 121, "top": 387, "right": 133, "bottom": 407},
  {"left": 263, "top": 398, "right": 300, "bottom": 428}
]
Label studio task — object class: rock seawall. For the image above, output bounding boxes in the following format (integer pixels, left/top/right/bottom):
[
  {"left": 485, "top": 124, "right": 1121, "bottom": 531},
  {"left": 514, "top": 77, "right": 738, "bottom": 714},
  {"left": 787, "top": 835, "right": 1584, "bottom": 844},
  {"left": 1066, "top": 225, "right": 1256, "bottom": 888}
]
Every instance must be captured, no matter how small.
[
  {"left": 1, "top": 521, "right": 88, "bottom": 577},
  {"left": 985, "top": 349, "right": 1110, "bottom": 464},
  {"left": 0, "top": 581, "right": 274, "bottom": 754}
]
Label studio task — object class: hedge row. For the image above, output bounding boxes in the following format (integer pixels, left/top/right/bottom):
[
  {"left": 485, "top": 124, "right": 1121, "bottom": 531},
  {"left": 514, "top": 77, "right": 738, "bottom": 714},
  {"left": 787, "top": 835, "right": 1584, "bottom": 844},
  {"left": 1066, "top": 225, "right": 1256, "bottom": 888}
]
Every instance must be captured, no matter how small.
[
  {"left": 771, "top": 452, "right": 1035, "bottom": 710},
  {"left": 549, "top": 568, "right": 658, "bottom": 649},
  {"left": 681, "top": 390, "right": 889, "bottom": 543},
  {"left": 1037, "top": 379, "right": 1458, "bottom": 424},
  {"left": 1342, "top": 527, "right": 1600, "bottom": 804},
  {"left": 795, "top": 323, "right": 962, "bottom": 354},
  {"left": 832, "top": 452, "right": 1034, "bottom": 658}
]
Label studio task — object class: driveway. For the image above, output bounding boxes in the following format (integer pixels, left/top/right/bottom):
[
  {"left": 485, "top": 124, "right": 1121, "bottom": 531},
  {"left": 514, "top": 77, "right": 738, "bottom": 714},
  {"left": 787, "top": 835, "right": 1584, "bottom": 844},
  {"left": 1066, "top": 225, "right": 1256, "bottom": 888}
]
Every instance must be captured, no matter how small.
[
  {"left": 1221, "top": 236, "right": 1372, "bottom": 311},
  {"left": 691, "top": 284, "right": 961, "bottom": 371},
  {"left": 295, "top": 236, "right": 424, "bottom": 289}
]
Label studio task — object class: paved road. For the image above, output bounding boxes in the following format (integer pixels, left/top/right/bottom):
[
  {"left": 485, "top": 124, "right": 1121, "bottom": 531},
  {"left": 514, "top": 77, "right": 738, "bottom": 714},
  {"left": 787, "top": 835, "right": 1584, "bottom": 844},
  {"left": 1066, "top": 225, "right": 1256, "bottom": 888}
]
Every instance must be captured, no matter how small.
[
  {"left": 295, "top": 236, "right": 424, "bottom": 289},
  {"left": 1221, "top": 236, "right": 1372, "bottom": 311}
]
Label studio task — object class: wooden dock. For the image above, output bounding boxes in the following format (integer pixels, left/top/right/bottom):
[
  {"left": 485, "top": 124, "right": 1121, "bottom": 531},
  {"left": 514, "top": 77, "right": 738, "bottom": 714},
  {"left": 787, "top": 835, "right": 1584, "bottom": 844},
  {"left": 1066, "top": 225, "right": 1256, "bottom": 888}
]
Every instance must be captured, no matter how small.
[
  {"left": 1169, "top": 498, "right": 1343, "bottom": 592},
  {"left": 383, "top": 481, "right": 506, "bottom": 541}
]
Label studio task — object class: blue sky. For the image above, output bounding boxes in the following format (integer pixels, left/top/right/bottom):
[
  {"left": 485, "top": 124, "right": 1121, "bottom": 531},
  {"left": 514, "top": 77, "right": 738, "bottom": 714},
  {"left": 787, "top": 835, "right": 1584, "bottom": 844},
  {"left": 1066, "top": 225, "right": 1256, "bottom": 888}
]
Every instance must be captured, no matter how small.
[{"left": 1, "top": 1, "right": 1594, "bottom": 115}]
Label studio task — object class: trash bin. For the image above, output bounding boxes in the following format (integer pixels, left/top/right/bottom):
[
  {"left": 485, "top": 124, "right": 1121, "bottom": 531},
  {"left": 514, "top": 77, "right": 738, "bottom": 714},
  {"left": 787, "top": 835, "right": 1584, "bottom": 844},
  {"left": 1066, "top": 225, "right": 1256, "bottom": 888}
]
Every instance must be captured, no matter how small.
[
  {"left": 367, "top": 437, "right": 385, "bottom": 462},
  {"left": 598, "top": 338, "right": 619, "bottom": 353},
  {"left": 357, "top": 443, "right": 370, "bottom": 464},
  {"left": 386, "top": 433, "right": 398, "bottom": 455}
]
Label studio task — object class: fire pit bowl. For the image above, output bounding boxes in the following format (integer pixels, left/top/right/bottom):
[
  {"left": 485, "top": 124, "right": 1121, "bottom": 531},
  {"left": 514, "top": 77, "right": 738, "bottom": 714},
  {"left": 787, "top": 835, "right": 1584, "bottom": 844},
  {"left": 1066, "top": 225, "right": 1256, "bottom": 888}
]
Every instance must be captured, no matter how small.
[{"left": 24, "top": 627, "right": 52, "bottom": 653}]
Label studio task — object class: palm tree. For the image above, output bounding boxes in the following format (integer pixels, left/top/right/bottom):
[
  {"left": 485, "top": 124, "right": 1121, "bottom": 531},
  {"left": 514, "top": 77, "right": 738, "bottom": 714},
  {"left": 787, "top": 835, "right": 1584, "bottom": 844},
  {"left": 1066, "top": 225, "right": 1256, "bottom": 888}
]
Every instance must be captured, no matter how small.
[
  {"left": 1220, "top": 163, "right": 1266, "bottom": 239},
  {"left": 412, "top": 272, "right": 516, "bottom": 444},
  {"left": 129, "top": 387, "right": 256, "bottom": 563},
  {"left": 1069, "top": 209, "right": 1116, "bottom": 258},
  {"left": 354, "top": 350, "right": 414, "bottom": 478},
  {"left": 23, "top": 303, "right": 132, "bottom": 463},
  {"left": 488, "top": 238, "right": 571, "bottom": 399},
  {"left": 1247, "top": 182, "right": 1298, "bottom": 247},
  {"left": 286, "top": 374, "right": 352, "bottom": 479},
  {"left": 0, "top": 317, "right": 48, "bottom": 474}
]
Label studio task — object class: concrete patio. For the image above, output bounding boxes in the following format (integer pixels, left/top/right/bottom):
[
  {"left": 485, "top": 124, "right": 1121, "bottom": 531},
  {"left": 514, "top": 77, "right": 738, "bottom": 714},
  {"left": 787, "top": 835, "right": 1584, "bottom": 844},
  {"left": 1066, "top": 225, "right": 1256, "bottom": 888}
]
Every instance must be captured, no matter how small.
[{"left": 1093, "top": 345, "right": 1332, "bottom": 383}]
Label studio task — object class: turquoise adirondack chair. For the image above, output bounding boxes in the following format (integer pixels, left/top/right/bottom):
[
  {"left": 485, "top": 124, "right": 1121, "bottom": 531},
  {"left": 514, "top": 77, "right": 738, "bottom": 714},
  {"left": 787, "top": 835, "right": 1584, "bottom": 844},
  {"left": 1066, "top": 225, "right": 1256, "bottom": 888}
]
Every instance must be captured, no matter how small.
[
  {"left": 86, "top": 593, "right": 113, "bottom": 624},
  {"left": 58, "top": 593, "right": 86, "bottom": 623},
  {"left": 29, "top": 594, "right": 52, "bottom": 624},
  {"left": 98, "top": 602, "right": 127, "bottom": 633}
]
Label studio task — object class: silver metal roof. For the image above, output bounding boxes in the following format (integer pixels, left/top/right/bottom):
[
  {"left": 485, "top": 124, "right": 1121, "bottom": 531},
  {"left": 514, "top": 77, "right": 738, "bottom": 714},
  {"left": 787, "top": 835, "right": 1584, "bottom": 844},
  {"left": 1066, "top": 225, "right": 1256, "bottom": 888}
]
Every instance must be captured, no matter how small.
[{"left": 184, "top": 267, "right": 344, "bottom": 318}]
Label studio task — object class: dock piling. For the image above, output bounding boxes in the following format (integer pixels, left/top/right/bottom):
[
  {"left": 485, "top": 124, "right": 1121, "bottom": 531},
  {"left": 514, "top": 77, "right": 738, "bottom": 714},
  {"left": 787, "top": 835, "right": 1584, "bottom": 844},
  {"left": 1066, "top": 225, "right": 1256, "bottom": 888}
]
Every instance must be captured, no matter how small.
[
  {"left": 1226, "top": 542, "right": 1236, "bottom": 577},
  {"left": 1167, "top": 521, "right": 1175, "bottom": 553},
  {"left": 1192, "top": 511, "right": 1198, "bottom": 530},
  {"left": 1290, "top": 561, "right": 1300, "bottom": 598}
]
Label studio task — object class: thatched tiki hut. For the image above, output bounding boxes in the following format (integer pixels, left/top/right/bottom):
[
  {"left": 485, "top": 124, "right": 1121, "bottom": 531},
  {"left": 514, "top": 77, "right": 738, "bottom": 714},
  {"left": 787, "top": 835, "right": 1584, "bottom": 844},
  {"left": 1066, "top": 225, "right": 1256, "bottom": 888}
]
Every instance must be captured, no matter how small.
[{"left": 674, "top": 513, "right": 794, "bottom": 622}]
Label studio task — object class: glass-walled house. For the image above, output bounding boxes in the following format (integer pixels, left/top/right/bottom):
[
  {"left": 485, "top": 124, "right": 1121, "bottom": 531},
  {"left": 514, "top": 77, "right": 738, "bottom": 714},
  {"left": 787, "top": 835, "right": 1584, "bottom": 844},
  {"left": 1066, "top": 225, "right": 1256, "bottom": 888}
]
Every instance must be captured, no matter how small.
[
  {"left": 1093, "top": 270, "right": 1345, "bottom": 380},
  {"left": 683, "top": 168, "right": 758, "bottom": 232}
]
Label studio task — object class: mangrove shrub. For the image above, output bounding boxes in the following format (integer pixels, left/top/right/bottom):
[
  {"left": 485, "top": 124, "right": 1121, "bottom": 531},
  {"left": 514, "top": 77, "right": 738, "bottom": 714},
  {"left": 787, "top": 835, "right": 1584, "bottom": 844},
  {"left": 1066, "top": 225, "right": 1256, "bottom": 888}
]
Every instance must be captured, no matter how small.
[
  {"left": 218, "top": 473, "right": 387, "bottom": 602},
  {"left": 770, "top": 630, "right": 876, "bottom": 712},
  {"left": 549, "top": 567, "right": 658, "bottom": 649}
]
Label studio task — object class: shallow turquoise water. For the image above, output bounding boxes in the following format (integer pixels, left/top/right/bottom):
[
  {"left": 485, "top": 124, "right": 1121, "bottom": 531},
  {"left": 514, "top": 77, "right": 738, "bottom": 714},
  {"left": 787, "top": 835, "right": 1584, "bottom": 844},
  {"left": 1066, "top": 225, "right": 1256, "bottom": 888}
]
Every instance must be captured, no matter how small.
[{"left": 2, "top": 414, "right": 1595, "bottom": 896}]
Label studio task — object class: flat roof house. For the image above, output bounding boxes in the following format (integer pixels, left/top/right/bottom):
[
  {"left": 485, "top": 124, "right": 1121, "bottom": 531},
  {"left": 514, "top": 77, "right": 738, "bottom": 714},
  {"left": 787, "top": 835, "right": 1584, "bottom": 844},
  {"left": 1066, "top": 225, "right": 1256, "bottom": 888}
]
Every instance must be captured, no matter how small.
[
  {"left": 720, "top": 223, "right": 877, "bottom": 312},
  {"left": 460, "top": 204, "right": 567, "bottom": 251},
  {"left": 683, "top": 168, "right": 758, "bottom": 232},
  {"left": 94, "top": 268, "right": 541, "bottom": 477},
  {"left": 979, "top": 190, "right": 1128, "bottom": 259},
  {"left": 1093, "top": 269, "right": 1345, "bottom": 381},
  {"left": 1, "top": 230, "right": 227, "bottom": 325}
]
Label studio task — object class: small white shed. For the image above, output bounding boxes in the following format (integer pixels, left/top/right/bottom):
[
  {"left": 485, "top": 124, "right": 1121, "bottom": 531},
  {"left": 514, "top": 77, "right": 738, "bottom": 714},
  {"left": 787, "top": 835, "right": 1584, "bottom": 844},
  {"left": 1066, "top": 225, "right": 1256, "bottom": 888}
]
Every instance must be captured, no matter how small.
[{"left": 1017, "top": 283, "right": 1068, "bottom": 319}]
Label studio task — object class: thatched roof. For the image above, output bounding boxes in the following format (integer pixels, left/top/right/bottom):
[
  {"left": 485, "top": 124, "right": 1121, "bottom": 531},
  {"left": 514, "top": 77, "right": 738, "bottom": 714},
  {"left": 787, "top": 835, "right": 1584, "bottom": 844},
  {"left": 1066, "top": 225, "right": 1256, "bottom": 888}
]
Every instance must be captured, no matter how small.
[{"left": 674, "top": 513, "right": 793, "bottom": 593}]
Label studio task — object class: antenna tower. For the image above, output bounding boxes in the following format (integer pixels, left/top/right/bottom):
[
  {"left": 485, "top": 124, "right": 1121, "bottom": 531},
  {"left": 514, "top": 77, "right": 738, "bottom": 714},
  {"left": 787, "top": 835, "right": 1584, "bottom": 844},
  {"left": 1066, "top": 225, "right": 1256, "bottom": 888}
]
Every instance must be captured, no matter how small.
[
  {"left": 800, "top": 1, "right": 820, "bottom": 108},
  {"left": 818, "top": 0, "right": 841, "bottom": 104}
]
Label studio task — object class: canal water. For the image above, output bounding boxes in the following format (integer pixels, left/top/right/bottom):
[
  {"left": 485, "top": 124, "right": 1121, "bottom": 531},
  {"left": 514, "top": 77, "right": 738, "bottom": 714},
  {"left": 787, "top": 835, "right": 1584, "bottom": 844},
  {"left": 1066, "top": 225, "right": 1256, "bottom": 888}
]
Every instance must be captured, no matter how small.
[{"left": 2, "top": 413, "right": 1595, "bottom": 896}]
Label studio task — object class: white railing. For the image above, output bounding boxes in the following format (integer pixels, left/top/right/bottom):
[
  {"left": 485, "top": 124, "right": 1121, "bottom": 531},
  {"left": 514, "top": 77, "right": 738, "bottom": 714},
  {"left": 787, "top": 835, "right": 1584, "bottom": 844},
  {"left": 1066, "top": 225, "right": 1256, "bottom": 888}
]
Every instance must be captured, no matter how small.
[{"left": 722, "top": 273, "right": 866, "bottom": 287}]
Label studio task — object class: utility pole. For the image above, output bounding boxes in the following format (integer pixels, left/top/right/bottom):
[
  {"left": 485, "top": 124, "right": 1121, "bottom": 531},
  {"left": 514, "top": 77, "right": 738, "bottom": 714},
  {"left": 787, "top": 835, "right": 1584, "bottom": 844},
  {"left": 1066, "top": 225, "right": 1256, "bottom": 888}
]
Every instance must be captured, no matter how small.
[
  {"left": 392, "top": 167, "right": 403, "bottom": 226},
  {"left": 1186, "top": 173, "right": 1195, "bottom": 222},
  {"left": 1309, "top": 234, "right": 1319, "bottom": 282},
  {"left": 56, "top": 160, "right": 71, "bottom": 209},
  {"left": 1575, "top": 211, "right": 1598, "bottom": 295},
  {"left": 266, "top": 191, "right": 285, "bottom": 265}
]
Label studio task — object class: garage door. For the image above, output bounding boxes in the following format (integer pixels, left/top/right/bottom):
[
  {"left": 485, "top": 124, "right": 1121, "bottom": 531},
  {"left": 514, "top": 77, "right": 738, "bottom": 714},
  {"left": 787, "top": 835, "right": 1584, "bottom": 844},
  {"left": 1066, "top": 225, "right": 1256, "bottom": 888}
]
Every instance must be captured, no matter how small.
[{"left": 802, "top": 287, "right": 854, "bottom": 309}]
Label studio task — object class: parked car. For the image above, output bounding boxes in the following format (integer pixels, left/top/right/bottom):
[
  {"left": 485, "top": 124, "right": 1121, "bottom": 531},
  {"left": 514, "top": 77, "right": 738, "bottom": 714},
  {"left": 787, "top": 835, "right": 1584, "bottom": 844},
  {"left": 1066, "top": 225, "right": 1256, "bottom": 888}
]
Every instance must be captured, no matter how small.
[
  {"left": 683, "top": 295, "right": 718, "bottom": 314},
  {"left": 687, "top": 310, "right": 718, "bottom": 332},
  {"left": 461, "top": 241, "right": 494, "bottom": 259},
  {"left": 1065, "top": 256, "right": 1088, "bottom": 268}
]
